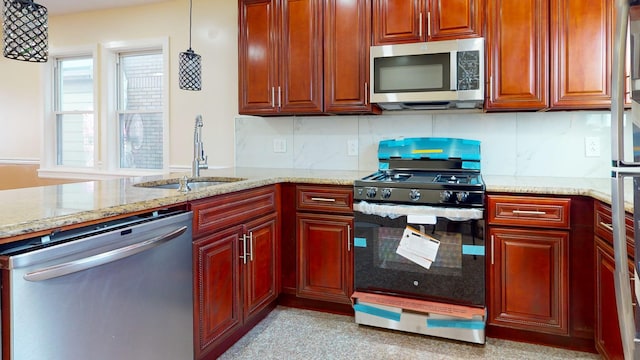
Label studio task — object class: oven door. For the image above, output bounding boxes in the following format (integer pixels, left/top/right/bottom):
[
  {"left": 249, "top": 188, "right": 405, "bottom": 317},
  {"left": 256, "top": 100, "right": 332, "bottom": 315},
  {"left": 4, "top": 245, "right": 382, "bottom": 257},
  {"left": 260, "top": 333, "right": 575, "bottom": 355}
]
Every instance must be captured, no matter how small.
[{"left": 353, "top": 202, "right": 485, "bottom": 307}]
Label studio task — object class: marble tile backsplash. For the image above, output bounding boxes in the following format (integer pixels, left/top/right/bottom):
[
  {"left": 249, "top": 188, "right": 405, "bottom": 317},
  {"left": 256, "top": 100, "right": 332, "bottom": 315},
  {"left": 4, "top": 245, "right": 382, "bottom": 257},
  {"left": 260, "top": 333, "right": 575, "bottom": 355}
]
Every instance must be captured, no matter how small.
[{"left": 235, "top": 110, "right": 616, "bottom": 178}]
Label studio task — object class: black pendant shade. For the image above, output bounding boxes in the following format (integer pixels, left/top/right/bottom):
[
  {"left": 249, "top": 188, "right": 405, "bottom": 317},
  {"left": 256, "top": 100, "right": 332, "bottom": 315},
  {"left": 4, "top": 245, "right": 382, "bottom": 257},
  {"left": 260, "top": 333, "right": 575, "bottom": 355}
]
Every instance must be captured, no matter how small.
[
  {"left": 179, "top": 48, "right": 201, "bottom": 91},
  {"left": 179, "top": 0, "right": 201, "bottom": 91},
  {"left": 3, "top": 0, "right": 48, "bottom": 62}
]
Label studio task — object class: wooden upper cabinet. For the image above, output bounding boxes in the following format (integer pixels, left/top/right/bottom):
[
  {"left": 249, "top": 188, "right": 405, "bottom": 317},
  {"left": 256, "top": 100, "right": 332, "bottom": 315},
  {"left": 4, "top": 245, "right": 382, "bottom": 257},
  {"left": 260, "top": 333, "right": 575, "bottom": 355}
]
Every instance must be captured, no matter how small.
[
  {"left": 486, "top": 0, "right": 549, "bottom": 111},
  {"left": 238, "top": 0, "right": 322, "bottom": 115},
  {"left": 372, "top": 0, "right": 482, "bottom": 45},
  {"left": 279, "top": 0, "right": 323, "bottom": 113},
  {"left": 372, "top": 0, "right": 424, "bottom": 44},
  {"left": 487, "top": 0, "right": 619, "bottom": 111},
  {"left": 550, "top": 0, "right": 613, "bottom": 109},
  {"left": 324, "top": 0, "right": 379, "bottom": 114},
  {"left": 427, "top": 0, "right": 484, "bottom": 41},
  {"left": 238, "top": 0, "right": 279, "bottom": 115}
]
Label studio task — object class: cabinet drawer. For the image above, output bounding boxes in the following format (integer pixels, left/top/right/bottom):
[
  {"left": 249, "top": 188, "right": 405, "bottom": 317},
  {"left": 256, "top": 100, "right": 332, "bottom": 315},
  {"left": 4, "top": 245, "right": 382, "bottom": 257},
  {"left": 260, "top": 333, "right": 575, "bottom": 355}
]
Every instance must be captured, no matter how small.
[
  {"left": 594, "top": 201, "right": 634, "bottom": 255},
  {"left": 191, "top": 185, "right": 277, "bottom": 238},
  {"left": 296, "top": 185, "right": 353, "bottom": 214},
  {"left": 487, "top": 195, "right": 570, "bottom": 229}
]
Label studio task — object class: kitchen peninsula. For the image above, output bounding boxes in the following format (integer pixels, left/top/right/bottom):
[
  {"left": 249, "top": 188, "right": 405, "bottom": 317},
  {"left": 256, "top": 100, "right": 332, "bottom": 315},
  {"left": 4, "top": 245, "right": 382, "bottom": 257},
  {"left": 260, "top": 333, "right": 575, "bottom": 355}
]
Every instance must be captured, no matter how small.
[{"left": 0, "top": 168, "right": 627, "bottom": 359}]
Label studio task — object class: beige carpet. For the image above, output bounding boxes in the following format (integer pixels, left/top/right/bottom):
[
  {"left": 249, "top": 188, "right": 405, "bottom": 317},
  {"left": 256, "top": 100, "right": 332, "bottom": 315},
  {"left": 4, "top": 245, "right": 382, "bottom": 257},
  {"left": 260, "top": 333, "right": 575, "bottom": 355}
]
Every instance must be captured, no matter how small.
[{"left": 219, "top": 306, "right": 601, "bottom": 359}]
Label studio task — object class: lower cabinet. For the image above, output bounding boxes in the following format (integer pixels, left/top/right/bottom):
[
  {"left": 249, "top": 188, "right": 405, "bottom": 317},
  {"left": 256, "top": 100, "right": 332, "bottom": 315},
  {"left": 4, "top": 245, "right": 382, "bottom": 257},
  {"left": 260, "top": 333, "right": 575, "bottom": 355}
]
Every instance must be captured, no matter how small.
[
  {"left": 488, "top": 227, "right": 569, "bottom": 335},
  {"left": 191, "top": 186, "right": 279, "bottom": 360},
  {"left": 297, "top": 212, "right": 353, "bottom": 304},
  {"left": 594, "top": 201, "right": 635, "bottom": 360}
]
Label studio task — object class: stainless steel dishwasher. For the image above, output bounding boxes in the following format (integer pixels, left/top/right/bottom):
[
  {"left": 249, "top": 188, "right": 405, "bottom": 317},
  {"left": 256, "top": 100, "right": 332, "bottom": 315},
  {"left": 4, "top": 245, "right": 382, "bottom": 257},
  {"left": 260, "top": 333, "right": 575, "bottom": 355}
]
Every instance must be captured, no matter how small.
[{"left": 0, "top": 209, "right": 193, "bottom": 360}]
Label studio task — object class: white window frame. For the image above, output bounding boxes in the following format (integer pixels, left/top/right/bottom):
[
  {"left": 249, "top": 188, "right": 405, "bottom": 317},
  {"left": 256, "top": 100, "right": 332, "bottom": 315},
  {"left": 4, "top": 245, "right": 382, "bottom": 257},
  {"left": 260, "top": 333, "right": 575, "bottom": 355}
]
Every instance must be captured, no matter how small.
[
  {"left": 40, "top": 45, "right": 100, "bottom": 179},
  {"left": 101, "top": 37, "right": 170, "bottom": 176}
]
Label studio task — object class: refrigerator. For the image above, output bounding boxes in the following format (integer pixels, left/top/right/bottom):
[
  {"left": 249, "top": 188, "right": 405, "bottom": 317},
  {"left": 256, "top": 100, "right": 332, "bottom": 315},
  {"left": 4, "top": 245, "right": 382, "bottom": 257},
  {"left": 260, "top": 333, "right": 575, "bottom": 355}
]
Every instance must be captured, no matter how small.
[{"left": 612, "top": 1, "right": 640, "bottom": 359}]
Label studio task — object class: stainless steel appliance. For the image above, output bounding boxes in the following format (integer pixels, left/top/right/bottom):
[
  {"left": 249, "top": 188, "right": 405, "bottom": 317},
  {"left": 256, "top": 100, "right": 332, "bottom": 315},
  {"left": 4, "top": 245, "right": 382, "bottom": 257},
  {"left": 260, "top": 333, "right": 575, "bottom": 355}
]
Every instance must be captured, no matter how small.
[
  {"left": 0, "top": 209, "right": 194, "bottom": 360},
  {"left": 352, "top": 137, "right": 486, "bottom": 344},
  {"left": 370, "top": 38, "right": 484, "bottom": 110},
  {"left": 612, "top": 1, "right": 640, "bottom": 359}
]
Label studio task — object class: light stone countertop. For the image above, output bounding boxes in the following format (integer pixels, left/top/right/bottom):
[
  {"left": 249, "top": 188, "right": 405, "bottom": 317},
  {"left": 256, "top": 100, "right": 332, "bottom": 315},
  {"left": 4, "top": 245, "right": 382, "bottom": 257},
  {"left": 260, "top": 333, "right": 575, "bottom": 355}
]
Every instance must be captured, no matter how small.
[{"left": 0, "top": 167, "right": 631, "bottom": 242}]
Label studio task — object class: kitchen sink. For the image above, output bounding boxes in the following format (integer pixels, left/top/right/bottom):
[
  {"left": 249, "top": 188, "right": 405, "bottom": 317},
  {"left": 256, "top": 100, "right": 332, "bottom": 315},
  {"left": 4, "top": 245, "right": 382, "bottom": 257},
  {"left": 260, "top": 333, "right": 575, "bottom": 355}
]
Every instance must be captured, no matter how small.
[{"left": 134, "top": 176, "right": 246, "bottom": 191}]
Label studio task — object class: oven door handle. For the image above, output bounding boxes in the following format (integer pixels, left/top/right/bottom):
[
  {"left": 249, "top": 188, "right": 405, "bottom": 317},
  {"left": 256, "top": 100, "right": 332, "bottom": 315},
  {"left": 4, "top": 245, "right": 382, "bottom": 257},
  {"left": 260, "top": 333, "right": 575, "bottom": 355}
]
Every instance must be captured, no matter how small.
[{"left": 23, "top": 226, "right": 188, "bottom": 282}]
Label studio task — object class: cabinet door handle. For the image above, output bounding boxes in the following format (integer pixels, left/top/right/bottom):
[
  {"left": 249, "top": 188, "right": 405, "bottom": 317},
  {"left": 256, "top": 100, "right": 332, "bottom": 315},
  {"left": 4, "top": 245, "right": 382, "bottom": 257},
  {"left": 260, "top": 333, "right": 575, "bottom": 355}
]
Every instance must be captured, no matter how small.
[
  {"left": 249, "top": 232, "right": 254, "bottom": 262},
  {"left": 489, "top": 75, "right": 492, "bottom": 101},
  {"left": 364, "top": 82, "right": 368, "bottom": 104},
  {"left": 419, "top": 12, "right": 423, "bottom": 38},
  {"left": 491, "top": 235, "right": 495, "bottom": 265},
  {"left": 426, "top": 11, "right": 431, "bottom": 37},
  {"left": 239, "top": 234, "right": 247, "bottom": 264},
  {"left": 311, "top": 197, "right": 336, "bottom": 202},
  {"left": 599, "top": 222, "right": 614, "bottom": 232},
  {"left": 278, "top": 86, "right": 282, "bottom": 108},
  {"left": 347, "top": 225, "right": 351, "bottom": 252},
  {"left": 512, "top": 210, "right": 547, "bottom": 215},
  {"left": 271, "top": 87, "right": 275, "bottom": 108}
]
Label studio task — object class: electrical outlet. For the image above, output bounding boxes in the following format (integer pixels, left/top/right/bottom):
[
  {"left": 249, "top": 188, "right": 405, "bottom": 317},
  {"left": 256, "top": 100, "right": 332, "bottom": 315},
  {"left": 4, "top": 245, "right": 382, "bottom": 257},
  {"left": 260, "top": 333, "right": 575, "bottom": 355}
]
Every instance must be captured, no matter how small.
[
  {"left": 273, "top": 138, "right": 287, "bottom": 153},
  {"left": 348, "top": 139, "right": 359, "bottom": 156},
  {"left": 584, "top": 136, "right": 600, "bottom": 157}
]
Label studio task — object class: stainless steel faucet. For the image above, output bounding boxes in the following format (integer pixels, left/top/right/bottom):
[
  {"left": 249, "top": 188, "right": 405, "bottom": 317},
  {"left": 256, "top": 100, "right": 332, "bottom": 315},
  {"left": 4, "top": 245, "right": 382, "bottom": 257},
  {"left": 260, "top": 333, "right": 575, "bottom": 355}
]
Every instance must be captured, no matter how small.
[{"left": 192, "top": 115, "right": 208, "bottom": 177}]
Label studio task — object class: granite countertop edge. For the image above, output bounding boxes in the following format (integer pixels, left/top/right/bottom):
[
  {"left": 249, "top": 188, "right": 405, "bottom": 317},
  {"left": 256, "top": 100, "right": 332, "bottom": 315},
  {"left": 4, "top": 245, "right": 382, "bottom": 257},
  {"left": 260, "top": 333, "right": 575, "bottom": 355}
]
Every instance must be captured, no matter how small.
[{"left": 0, "top": 169, "right": 624, "bottom": 241}]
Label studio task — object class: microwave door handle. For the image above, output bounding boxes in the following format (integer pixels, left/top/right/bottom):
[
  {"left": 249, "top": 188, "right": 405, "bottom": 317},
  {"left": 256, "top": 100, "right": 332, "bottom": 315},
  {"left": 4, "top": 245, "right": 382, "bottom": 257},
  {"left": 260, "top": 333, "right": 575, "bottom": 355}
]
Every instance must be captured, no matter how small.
[{"left": 450, "top": 51, "right": 457, "bottom": 91}]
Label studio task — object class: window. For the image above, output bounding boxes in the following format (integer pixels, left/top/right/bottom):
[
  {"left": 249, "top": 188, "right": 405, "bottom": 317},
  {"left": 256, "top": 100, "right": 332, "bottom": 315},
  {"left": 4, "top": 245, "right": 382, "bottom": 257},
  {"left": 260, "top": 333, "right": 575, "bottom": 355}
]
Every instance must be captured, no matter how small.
[
  {"left": 53, "top": 56, "right": 95, "bottom": 167},
  {"left": 42, "top": 38, "right": 169, "bottom": 178},
  {"left": 117, "top": 51, "right": 164, "bottom": 170}
]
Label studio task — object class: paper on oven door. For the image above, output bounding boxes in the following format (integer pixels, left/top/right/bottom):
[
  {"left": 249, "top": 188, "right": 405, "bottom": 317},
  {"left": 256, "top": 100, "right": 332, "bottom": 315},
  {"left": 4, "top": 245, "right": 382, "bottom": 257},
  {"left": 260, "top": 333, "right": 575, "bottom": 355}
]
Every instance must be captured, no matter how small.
[{"left": 396, "top": 226, "right": 440, "bottom": 269}]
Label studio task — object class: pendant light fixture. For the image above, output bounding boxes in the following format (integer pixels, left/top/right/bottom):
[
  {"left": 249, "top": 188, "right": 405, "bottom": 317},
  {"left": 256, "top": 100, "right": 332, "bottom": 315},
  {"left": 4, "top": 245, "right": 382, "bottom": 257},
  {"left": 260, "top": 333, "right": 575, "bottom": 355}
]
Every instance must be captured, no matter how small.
[
  {"left": 2, "top": 0, "right": 48, "bottom": 62},
  {"left": 179, "top": 0, "right": 201, "bottom": 91}
]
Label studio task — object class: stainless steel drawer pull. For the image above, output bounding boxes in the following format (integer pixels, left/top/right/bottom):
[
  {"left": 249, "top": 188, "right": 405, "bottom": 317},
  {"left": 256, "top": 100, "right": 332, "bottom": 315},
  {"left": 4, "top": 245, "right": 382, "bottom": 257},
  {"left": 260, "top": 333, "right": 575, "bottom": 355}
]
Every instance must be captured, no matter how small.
[
  {"left": 347, "top": 225, "right": 351, "bottom": 252},
  {"left": 512, "top": 210, "right": 547, "bottom": 215},
  {"left": 599, "top": 222, "right": 614, "bottom": 232},
  {"left": 311, "top": 197, "right": 336, "bottom": 203},
  {"left": 249, "top": 232, "right": 254, "bottom": 262}
]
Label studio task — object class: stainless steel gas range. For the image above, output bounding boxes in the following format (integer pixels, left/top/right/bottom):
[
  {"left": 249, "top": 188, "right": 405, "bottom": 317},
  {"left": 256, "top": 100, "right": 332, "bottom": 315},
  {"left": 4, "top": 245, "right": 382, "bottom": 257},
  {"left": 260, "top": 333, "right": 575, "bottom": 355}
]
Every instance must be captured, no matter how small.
[{"left": 352, "top": 137, "right": 486, "bottom": 344}]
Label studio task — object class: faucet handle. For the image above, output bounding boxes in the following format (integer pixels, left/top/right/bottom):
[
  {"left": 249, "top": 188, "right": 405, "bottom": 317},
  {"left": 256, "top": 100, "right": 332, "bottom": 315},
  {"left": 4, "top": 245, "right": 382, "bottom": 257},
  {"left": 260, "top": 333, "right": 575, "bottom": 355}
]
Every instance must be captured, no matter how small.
[
  {"left": 201, "top": 155, "right": 208, "bottom": 169},
  {"left": 177, "top": 175, "right": 191, "bottom": 193}
]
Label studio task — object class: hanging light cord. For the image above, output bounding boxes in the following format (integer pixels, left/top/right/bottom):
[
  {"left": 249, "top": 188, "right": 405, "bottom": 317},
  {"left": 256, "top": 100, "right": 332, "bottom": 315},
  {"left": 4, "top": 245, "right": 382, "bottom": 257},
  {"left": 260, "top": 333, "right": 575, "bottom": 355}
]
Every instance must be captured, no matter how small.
[{"left": 188, "top": 0, "right": 193, "bottom": 50}]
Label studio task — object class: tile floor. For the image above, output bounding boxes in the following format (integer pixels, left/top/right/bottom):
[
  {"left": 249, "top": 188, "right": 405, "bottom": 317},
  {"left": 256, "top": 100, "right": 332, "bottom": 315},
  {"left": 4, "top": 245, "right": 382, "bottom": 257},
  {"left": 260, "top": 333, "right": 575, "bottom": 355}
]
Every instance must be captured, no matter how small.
[{"left": 219, "top": 306, "right": 602, "bottom": 359}]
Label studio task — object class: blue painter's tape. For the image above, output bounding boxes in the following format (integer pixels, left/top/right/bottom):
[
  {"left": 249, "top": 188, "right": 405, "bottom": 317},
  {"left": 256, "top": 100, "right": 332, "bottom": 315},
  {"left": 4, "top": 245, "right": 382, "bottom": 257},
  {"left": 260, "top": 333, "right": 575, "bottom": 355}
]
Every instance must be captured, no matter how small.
[
  {"left": 379, "top": 163, "right": 389, "bottom": 170},
  {"left": 462, "top": 161, "right": 481, "bottom": 170},
  {"left": 354, "top": 237, "right": 367, "bottom": 248},
  {"left": 426, "top": 318, "right": 485, "bottom": 330},
  {"left": 462, "top": 245, "right": 485, "bottom": 256},
  {"left": 353, "top": 304, "right": 401, "bottom": 322}
]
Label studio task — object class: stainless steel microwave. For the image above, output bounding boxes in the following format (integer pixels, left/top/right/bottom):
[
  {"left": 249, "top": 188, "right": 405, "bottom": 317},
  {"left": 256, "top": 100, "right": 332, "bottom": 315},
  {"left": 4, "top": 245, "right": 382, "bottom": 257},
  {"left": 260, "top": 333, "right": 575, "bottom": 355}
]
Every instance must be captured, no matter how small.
[{"left": 370, "top": 38, "right": 484, "bottom": 110}]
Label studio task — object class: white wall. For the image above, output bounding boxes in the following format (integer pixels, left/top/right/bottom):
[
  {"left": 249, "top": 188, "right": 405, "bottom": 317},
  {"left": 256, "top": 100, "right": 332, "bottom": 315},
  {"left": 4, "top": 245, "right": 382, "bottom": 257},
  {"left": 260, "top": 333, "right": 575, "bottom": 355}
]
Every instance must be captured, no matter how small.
[{"left": 0, "top": 0, "right": 238, "bottom": 169}]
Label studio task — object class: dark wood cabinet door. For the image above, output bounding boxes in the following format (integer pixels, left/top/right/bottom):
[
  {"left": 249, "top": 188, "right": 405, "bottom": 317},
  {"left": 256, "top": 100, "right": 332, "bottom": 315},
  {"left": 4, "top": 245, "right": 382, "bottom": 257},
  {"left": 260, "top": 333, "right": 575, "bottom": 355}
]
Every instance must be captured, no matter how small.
[
  {"left": 550, "top": 0, "right": 613, "bottom": 109},
  {"left": 243, "top": 213, "right": 279, "bottom": 320},
  {"left": 193, "top": 225, "right": 243, "bottom": 360},
  {"left": 594, "top": 236, "right": 634, "bottom": 360},
  {"left": 486, "top": 0, "right": 549, "bottom": 110},
  {"left": 238, "top": 0, "right": 279, "bottom": 115},
  {"left": 488, "top": 227, "right": 569, "bottom": 335},
  {"left": 297, "top": 212, "right": 353, "bottom": 304},
  {"left": 372, "top": 0, "right": 425, "bottom": 45},
  {"left": 324, "top": 0, "right": 378, "bottom": 114},
  {"left": 427, "top": 0, "right": 483, "bottom": 41},
  {"left": 279, "top": 0, "right": 323, "bottom": 113}
]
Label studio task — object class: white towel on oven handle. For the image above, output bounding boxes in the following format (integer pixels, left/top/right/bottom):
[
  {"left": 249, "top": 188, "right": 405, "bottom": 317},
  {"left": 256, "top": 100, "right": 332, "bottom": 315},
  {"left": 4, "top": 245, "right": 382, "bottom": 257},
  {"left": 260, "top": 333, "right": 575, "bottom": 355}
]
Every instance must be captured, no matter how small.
[{"left": 353, "top": 201, "right": 483, "bottom": 221}]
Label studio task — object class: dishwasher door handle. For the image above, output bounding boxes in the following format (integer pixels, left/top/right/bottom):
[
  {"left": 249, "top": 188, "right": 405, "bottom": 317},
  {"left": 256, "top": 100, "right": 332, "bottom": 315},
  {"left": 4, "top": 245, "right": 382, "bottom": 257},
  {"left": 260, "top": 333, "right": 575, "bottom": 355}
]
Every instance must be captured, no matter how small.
[{"left": 23, "top": 226, "right": 188, "bottom": 282}]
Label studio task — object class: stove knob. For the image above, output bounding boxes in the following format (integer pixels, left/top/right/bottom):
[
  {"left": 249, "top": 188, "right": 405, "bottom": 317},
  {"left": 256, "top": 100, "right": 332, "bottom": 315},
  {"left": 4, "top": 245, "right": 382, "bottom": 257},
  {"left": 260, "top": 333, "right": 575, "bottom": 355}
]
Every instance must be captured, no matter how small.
[
  {"left": 381, "top": 188, "right": 392, "bottom": 199},
  {"left": 409, "top": 189, "right": 421, "bottom": 202},
  {"left": 440, "top": 190, "right": 452, "bottom": 203},
  {"left": 456, "top": 191, "right": 469, "bottom": 203},
  {"left": 366, "top": 187, "right": 378, "bottom": 198}
]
